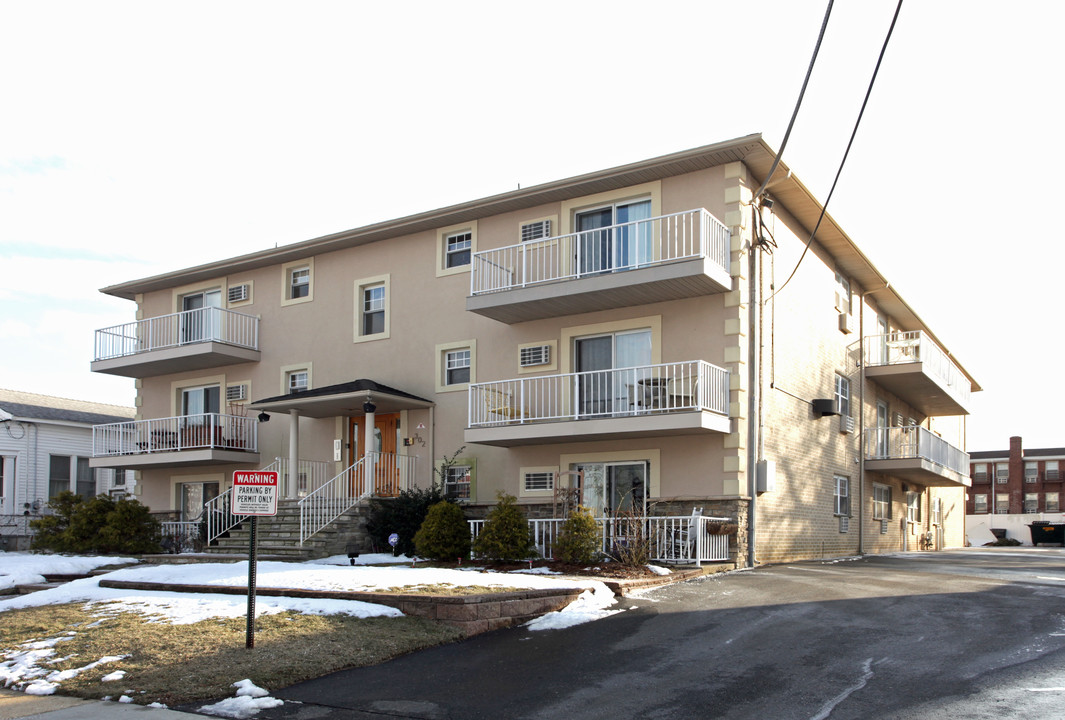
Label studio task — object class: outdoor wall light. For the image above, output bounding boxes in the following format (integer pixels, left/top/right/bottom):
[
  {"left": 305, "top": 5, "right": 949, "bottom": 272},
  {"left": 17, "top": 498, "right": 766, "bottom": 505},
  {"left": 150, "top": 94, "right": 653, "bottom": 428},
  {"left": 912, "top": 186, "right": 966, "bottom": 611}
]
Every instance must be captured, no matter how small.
[
  {"left": 257, "top": 411, "right": 270, "bottom": 422},
  {"left": 363, "top": 401, "right": 377, "bottom": 414}
]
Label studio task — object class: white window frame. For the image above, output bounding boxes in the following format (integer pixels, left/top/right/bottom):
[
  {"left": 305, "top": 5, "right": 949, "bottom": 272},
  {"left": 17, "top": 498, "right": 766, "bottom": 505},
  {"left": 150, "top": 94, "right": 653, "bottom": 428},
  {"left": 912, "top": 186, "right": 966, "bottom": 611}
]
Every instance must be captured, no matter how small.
[
  {"left": 996, "top": 463, "right": 1009, "bottom": 483},
  {"left": 435, "top": 340, "right": 476, "bottom": 393},
  {"left": 972, "top": 462, "right": 988, "bottom": 483},
  {"left": 1024, "top": 493, "right": 1039, "bottom": 514},
  {"left": 995, "top": 493, "right": 1009, "bottom": 514},
  {"left": 1025, "top": 462, "right": 1039, "bottom": 483},
  {"left": 281, "top": 259, "right": 314, "bottom": 306},
  {"left": 834, "top": 374, "right": 850, "bottom": 418},
  {"left": 436, "top": 221, "right": 477, "bottom": 277},
  {"left": 1048, "top": 460, "right": 1061, "bottom": 481},
  {"left": 834, "top": 475, "right": 850, "bottom": 517},
  {"left": 280, "top": 363, "right": 312, "bottom": 396},
  {"left": 906, "top": 491, "right": 922, "bottom": 523},
  {"left": 1046, "top": 492, "right": 1060, "bottom": 513},
  {"left": 444, "top": 231, "right": 472, "bottom": 269},
  {"left": 287, "top": 370, "right": 309, "bottom": 394},
  {"left": 873, "top": 483, "right": 892, "bottom": 520},
  {"left": 354, "top": 274, "right": 391, "bottom": 342},
  {"left": 444, "top": 465, "right": 471, "bottom": 500},
  {"left": 834, "top": 270, "right": 852, "bottom": 314}
]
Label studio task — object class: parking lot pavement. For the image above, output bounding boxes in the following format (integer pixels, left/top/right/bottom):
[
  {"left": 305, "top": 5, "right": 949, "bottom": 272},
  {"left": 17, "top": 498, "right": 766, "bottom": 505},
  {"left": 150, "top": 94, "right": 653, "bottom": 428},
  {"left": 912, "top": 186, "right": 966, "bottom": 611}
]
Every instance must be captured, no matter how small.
[{"left": 251, "top": 548, "right": 1065, "bottom": 720}]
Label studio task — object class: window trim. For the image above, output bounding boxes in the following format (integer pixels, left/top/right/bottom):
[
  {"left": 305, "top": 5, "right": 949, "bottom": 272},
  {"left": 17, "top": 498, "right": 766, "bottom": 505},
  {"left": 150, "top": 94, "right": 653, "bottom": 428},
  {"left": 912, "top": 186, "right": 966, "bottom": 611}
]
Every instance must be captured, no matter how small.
[
  {"left": 280, "top": 363, "right": 312, "bottom": 395},
  {"left": 435, "top": 340, "right": 476, "bottom": 393},
  {"left": 873, "top": 482, "right": 892, "bottom": 520},
  {"left": 834, "top": 475, "right": 850, "bottom": 517},
  {"left": 1024, "top": 492, "right": 1039, "bottom": 514},
  {"left": 834, "top": 373, "right": 850, "bottom": 418},
  {"left": 354, "top": 274, "right": 391, "bottom": 342},
  {"left": 1046, "top": 491, "right": 1060, "bottom": 513},
  {"left": 834, "top": 270, "right": 852, "bottom": 314},
  {"left": 281, "top": 259, "right": 314, "bottom": 306},
  {"left": 435, "top": 221, "right": 478, "bottom": 277},
  {"left": 973, "top": 493, "right": 988, "bottom": 514}
]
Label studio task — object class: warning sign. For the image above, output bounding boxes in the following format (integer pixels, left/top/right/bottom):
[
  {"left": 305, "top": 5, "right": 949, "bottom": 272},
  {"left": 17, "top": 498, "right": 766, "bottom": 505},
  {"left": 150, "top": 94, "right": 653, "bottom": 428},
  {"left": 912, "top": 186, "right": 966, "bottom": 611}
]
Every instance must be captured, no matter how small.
[{"left": 232, "top": 470, "right": 279, "bottom": 516}]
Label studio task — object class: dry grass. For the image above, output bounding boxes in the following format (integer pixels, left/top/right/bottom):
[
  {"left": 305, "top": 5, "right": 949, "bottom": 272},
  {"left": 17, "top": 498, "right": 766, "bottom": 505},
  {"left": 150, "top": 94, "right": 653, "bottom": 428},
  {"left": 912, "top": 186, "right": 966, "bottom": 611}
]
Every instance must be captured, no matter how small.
[
  {"left": 0, "top": 602, "right": 463, "bottom": 707},
  {"left": 382, "top": 583, "right": 523, "bottom": 595}
]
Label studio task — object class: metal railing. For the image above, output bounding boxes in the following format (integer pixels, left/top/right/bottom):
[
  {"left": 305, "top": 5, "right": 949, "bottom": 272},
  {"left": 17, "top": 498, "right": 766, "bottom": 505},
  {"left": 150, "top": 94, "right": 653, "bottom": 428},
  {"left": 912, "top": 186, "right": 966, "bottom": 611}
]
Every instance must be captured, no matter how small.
[
  {"left": 159, "top": 521, "right": 202, "bottom": 553},
  {"left": 865, "top": 426, "right": 970, "bottom": 476},
  {"left": 469, "top": 360, "right": 729, "bottom": 427},
  {"left": 93, "top": 413, "right": 258, "bottom": 457},
  {"left": 468, "top": 515, "right": 732, "bottom": 566},
  {"left": 471, "top": 208, "right": 730, "bottom": 295},
  {"left": 865, "top": 331, "right": 971, "bottom": 406},
  {"left": 299, "top": 452, "right": 416, "bottom": 543},
  {"left": 94, "top": 306, "right": 259, "bottom": 361},
  {"left": 0, "top": 514, "right": 37, "bottom": 537}
]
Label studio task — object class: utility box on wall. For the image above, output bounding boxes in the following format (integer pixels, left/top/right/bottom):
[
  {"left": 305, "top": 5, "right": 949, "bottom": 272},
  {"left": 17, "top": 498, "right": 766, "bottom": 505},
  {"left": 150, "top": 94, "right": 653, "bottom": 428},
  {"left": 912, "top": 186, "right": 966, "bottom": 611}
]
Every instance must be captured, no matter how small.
[{"left": 756, "top": 459, "right": 776, "bottom": 494}]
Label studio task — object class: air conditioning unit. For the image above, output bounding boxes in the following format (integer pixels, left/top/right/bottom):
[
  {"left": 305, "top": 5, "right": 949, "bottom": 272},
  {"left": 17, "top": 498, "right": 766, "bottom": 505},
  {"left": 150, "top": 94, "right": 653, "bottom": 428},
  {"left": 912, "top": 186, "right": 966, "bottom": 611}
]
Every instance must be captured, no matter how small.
[
  {"left": 520, "top": 344, "right": 551, "bottom": 367},
  {"left": 520, "top": 219, "right": 551, "bottom": 243},
  {"left": 839, "top": 415, "right": 854, "bottom": 434},
  {"left": 226, "top": 384, "right": 248, "bottom": 402},
  {"left": 812, "top": 398, "right": 839, "bottom": 417},
  {"left": 228, "top": 284, "right": 249, "bottom": 303},
  {"left": 838, "top": 312, "right": 854, "bottom": 334},
  {"left": 839, "top": 516, "right": 850, "bottom": 533}
]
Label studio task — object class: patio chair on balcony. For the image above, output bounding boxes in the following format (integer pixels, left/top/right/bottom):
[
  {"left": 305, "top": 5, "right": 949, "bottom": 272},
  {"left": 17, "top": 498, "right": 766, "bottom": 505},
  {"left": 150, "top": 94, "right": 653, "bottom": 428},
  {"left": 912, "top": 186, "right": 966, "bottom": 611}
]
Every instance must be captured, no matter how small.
[
  {"left": 667, "top": 375, "right": 697, "bottom": 409},
  {"left": 671, "top": 506, "right": 703, "bottom": 561},
  {"left": 484, "top": 388, "right": 527, "bottom": 420}
]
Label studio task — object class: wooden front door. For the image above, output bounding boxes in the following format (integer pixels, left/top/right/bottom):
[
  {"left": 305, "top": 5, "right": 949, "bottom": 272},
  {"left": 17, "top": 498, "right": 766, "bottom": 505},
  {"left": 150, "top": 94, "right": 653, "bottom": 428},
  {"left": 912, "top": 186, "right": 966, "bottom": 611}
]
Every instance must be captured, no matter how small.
[{"left": 349, "top": 414, "right": 400, "bottom": 496}]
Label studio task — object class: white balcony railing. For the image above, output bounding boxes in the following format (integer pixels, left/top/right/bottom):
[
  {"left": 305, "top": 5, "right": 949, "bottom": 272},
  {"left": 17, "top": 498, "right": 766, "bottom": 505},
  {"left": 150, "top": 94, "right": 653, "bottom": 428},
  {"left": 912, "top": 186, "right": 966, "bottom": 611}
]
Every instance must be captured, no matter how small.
[
  {"left": 865, "top": 331, "right": 971, "bottom": 406},
  {"left": 94, "top": 306, "right": 260, "bottom": 361},
  {"left": 468, "top": 360, "right": 729, "bottom": 428},
  {"left": 299, "top": 452, "right": 416, "bottom": 543},
  {"left": 865, "top": 426, "right": 970, "bottom": 477},
  {"left": 93, "top": 413, "right": 258, "bottom": 457},
  {"left": 470, "top": 208, "right": 730, "bottom": 295},
  {"left": 468, "top": 515, "right": 732, "bottom": 566}
]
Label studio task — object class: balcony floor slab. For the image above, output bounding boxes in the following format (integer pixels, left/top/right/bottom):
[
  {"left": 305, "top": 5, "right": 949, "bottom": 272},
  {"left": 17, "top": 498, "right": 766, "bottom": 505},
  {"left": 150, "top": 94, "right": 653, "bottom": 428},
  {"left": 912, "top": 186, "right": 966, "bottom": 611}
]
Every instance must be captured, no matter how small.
[{"left": 465, "top": 410, "right": 729, "bottom": 447}]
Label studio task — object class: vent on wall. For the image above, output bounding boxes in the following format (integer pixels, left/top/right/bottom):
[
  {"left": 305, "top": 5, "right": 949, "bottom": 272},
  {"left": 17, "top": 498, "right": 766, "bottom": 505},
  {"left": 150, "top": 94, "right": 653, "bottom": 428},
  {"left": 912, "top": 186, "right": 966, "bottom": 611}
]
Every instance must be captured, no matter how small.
[
  {"left": 520, "top": 345, "right": 551, "bottom": 367},
  {"left": 839, "top": 415, "right": 854, "bottom": 434},
  {"left": 228, "top": 284, "right": 250, "bottom": 303},
  {"left": 226, "top": 384, "right": 248, "bottom": 402},
  {"left": 520, "top": 220, "right": 551, "bottom": 243},
  {"left": 839, "top": 516, "right": 850, "bottom": 533},
  {"left": 838, "top": 312, "right": 854, "bottom": 334}
]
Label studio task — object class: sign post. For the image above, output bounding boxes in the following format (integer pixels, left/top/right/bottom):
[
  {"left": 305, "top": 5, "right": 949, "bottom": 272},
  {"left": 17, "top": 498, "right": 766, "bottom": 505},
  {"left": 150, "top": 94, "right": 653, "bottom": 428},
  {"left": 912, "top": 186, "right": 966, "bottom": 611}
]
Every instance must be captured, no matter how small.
[{"left": 232, "top": 470, "right": 278, "bottom": 649}]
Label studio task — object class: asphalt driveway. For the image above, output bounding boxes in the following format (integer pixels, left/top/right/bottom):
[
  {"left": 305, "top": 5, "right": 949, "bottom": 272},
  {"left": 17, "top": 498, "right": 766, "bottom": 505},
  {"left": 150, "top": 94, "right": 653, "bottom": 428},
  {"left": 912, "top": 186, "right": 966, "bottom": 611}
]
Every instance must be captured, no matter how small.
[{"left": 246, "top": 548, "right": 1065, "bottom": 719}]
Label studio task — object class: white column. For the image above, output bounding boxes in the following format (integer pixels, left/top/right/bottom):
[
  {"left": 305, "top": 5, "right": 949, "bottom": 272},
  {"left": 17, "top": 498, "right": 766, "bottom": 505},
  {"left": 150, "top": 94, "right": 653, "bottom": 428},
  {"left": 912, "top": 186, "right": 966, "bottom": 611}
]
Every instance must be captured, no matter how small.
[
  {"left": 288, "top": 410, "right": 300, "bottom": 500},
  {"left": 364, "top": 404, "right": 376, "bottom": 494}
]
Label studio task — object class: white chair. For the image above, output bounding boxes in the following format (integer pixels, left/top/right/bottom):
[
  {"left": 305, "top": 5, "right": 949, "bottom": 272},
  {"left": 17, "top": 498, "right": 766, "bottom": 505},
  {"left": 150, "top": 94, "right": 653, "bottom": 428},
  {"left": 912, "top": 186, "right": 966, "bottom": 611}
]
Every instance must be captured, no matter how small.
[{"left": 672, "top": 506, "right": 703, "bottom": 560}]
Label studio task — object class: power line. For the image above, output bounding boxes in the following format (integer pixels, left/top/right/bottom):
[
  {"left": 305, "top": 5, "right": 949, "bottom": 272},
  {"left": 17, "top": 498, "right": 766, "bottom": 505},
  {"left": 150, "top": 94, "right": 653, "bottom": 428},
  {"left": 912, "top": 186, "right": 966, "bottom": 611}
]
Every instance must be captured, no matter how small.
[{"left": 766, "top": 0, "right": 905, "bottom": 302}]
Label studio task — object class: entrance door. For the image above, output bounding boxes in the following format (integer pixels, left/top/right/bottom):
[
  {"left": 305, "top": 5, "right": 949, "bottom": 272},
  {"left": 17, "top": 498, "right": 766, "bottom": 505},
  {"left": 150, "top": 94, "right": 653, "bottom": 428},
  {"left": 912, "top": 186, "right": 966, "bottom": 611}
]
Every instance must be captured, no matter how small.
[
  {"left": 349, "top": 414, "right": 400, "bottom": 496},
  {"left": 181, "top": 290, "right": 222, "bottom": 344}
]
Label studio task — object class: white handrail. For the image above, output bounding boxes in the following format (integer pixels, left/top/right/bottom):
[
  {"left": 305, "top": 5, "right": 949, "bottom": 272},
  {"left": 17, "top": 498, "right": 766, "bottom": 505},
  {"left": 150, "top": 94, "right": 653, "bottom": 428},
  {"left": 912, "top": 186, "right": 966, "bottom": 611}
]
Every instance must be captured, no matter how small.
[
  {"left": 468, "top": 515, "right": 732, "bottom": 566},
  {"left": 93, "top": 413, "right": 258, "bottom": 457},
  {"left": 864, "top": 331, "right": 971, "bottom": 405},
  {"left": 470, "top": 208, "right": 730, "bottom": 295},
  {"left": 865, "top": 426, "right": 970, "bottom": 476},
  {"left": 299, "top": 452, "right": 416, "bottom": 543},
  {"left": 94, "top": 306, "right": 259, "bottom": 361},
  {"left": 469, "top": 360, "right": 728, "bottom": 427}
]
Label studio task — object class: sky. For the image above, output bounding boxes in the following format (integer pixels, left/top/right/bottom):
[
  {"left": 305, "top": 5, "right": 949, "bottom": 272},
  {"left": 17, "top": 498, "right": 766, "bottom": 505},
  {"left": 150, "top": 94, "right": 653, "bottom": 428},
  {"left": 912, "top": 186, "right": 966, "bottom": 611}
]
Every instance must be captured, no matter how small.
[{"left": 1, "top": 0, "right": 1061, "bottom": 452}]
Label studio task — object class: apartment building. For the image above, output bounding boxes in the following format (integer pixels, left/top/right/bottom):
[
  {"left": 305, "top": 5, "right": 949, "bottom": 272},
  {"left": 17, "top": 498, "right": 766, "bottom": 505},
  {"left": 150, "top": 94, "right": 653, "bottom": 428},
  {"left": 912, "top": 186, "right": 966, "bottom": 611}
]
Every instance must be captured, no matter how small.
[
  {"left": 88, "top": 134, "right": 978, "bottom": 566},
  {"left": 1, "top": 389, "right": 134, "bottom": 549},
  {"left": 966, "top": 436, "right": 1065, "bottom": 544}
]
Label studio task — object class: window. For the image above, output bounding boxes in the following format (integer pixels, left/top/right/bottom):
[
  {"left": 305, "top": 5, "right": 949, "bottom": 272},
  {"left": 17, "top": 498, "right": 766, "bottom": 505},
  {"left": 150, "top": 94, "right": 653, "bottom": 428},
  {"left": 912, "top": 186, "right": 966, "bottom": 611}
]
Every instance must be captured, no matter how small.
[
  {"left": 834, "top": 271, "right": 851, "bottom": 314},
  {"left": 445, "top": 465, "right": 471, "bottom": 500},
  {"left": 1049, "top": 461, "right": 1061, "bottom": 481},
  {"left": 524, "top": 472, "right": 555, "bottom": 492},
  {"left": 932, "top": 497, "right": 943, "bottom": 526},
  {"left": 834, "top": 374, "right": 850, "bottom": 417},
  {"left": 906, "top": 491, "right": 921, "bottom": 523},
  {"left": 834, "top": 475, "right": 850, "bottom": 517},
  {"left": 289, "top": 266, "right": 310, "bottom": 299},
  {"left": 364, "top": 285, "right": 385, "bottom": 334},
  {"left": 1025, "top": 493, "right": 1039, "bottom": 514},
  {"left": 575, "top": 198, "right": 652, "bottom": 272},
  {"left": 996, "top": 463, "right": 1009, "bottom": 483},
  {"left": 444, "top": 231, "right": 472, "bottom": 268},
  {"left": 972, "top": 463, "right": 988, "bottom": 483},
  {"left": 873, "top": 483, "right": 892, "bottom": 520},
  {"left": 445, "top": 349, "right": 470, "bottom": 386},
  {"left": 1025, "top": 462, "right": 1038, "bottom": 483},
  {"left": 76, "top": 457, "right": 96, "bottom": 501},
  {"left": 974, "top": 494, "right": 988, "bottom": 513},
  {"left": 995, "top": 493, "right": 1009, "bottom": 514},
  {"left": 1046, "top": 492, "right": 1060, "bottom": 513},
  {"left": 287, "top": 370, "right": 309, "bottom": 394},
  {"left": 48, "top": 455, "right": 70, "bottom": 499}
]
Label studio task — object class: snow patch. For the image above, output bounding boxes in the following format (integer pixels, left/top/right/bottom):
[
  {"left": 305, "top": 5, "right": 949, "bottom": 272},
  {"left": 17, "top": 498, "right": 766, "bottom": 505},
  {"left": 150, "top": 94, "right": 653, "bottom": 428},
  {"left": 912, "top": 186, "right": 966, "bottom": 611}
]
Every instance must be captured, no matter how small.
[{"left": 200, "top": 680, "right": 283, "bottom": 718}]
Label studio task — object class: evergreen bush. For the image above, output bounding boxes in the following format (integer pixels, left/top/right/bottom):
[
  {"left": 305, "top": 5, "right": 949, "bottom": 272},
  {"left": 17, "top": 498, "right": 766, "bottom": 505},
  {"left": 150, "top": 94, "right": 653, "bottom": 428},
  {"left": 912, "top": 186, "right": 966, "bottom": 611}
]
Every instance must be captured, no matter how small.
[
  {"left": 30, "top": 492, "right": 162, "bottom": 554},
  {"left": 365, "top": 485, "right": 445, "bottom": 556},
  {"left": 472, "top": 492, "right": 534, "bottom": 561},
  {"left": 414, "top": 501, "right": 470, "bottom": 561},
  {"left": 554, "top": 506, "right": 601, "bottom": 564}
]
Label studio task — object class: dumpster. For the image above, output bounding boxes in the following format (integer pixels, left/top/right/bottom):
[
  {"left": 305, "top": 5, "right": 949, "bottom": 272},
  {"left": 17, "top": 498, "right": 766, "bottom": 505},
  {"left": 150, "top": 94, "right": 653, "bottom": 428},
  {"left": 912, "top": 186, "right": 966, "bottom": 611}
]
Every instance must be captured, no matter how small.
[{"left": 1028, "top": 522, "right": 1065, "bottom": 546}]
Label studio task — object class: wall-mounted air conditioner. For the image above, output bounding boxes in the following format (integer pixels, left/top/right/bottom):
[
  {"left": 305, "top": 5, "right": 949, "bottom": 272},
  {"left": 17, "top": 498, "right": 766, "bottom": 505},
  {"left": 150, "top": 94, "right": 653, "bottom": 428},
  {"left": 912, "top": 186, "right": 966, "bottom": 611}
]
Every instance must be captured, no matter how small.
[{"left": 838, "top": 312, "right": 854, "bottom": 334}]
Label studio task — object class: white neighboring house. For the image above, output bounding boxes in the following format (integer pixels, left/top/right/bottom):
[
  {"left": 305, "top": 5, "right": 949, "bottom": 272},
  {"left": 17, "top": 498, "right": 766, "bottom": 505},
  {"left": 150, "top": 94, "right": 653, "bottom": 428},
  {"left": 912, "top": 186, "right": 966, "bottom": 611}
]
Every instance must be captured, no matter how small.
[{"left": 0, "top": 389, "right": 135, "bottom": 550}]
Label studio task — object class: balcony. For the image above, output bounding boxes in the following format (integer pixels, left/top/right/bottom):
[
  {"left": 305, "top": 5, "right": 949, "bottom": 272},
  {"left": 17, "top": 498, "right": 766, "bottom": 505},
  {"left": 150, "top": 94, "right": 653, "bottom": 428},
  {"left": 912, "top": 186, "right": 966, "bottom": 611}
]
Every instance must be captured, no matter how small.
[
  {"left": 865, "top": 426, "right": 970, "bottom": 487},
  {"left": 864, "top": 331, "right": 972, "bottom": 416},
  {"left": 92, "top": 307, "right": 260, "bottom": 378},
  {"left": 465, "top": 360, "right": 730, "bottom": 447},
  {"left": 90, "top": 413, "right": 259, "bottom": 469},
  {"left": 468, "top": 209, "right": 732, "bottom": 324}
]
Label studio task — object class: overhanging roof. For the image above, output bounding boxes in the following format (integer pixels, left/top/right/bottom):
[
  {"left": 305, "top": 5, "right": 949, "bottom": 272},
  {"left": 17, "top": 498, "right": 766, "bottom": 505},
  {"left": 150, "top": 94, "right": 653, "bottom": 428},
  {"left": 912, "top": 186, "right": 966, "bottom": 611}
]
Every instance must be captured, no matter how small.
[
  {"left": 248, "top": 379, "right": 433, "bottom": 419},
  {"left": 100, "top": 133, "right": 979, "bottom": 391}
]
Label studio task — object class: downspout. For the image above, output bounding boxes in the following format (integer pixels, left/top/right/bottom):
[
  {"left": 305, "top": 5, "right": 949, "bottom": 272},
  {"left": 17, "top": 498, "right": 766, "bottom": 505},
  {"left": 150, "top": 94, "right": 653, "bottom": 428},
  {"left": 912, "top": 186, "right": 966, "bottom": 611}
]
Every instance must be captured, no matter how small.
[
  {"left": 746, "top": 203, "right": 761, "bottom": 569},
  {"left": 858, "top": 293, "right": 865, "bottom": 555}
]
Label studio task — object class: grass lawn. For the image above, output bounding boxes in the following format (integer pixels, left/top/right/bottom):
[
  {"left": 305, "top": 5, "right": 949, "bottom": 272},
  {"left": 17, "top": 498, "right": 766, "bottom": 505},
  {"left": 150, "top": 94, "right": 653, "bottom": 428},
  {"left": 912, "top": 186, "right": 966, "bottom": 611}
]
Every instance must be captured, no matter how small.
[{"left": 0, "top": 601, "right": 463, "bottom": 707}]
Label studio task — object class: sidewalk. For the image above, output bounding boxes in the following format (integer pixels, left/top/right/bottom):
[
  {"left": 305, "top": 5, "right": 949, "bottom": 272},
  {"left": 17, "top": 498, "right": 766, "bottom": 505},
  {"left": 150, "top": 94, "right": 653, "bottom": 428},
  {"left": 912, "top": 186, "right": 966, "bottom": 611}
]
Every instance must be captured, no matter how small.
[{"left": 0, "top": 689, "right": 204, "bottom": 719}]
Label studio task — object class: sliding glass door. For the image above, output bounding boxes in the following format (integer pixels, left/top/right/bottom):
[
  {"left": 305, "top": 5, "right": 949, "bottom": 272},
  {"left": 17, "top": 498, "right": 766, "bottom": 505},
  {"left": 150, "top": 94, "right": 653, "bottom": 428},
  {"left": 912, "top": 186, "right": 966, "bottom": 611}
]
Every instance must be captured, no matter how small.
[
  {"left": 575, "top": 199, "right": 652, "bottom": 274},
  {"left": 575, "top": 330, "right": 652, "bottom": 417}
]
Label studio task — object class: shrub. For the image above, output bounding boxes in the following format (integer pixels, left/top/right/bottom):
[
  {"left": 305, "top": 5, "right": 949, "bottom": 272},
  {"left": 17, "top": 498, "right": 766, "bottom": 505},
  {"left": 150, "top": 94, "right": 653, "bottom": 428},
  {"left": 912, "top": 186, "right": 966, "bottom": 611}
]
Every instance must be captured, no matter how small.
[
  {"left": 414, "top": 501, "right": 470, "bottom": 561},
  {"left": 366, "top": 485, "right": 445, "bottom": 556},
  {"left": 472, "top": 492, "right": 534, "bottom": 562},
  {"left": 610, "top": 504, "right": 650, "bottom": 567},
  {"left": 554, "top": 506, "right": 601, "bottom": 564},
  {"left": 31, "top": 492, "right": 162, "bottom": 554}
]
